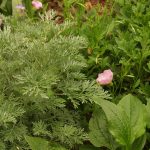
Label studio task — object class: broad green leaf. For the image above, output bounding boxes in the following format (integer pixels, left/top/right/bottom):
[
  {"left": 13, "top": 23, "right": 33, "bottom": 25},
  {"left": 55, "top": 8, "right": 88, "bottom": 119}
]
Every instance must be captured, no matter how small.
[
  {"left": 89, "top": 107, "right": 118, "bottom": 150},
  {"left": 118, "top": 94, "right": 146, "bottom": 141},
  {"left": 25, "top": 136, "right": 49, "bottom": 150},
  {"left": 96, "top": 99, "right": 130, "bottom": 146},
  {"left": 94, "top": 94, "right": 146, "bottom": 148},
  {"left": 131, "top": 134, "right": 146, "bottom": 150},
  {"left": 49, "top": 142, "right": 67, "bottom": 150}
]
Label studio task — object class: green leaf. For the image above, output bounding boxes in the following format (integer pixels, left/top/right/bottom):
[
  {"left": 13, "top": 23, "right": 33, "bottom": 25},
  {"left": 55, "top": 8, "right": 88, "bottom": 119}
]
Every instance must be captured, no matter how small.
[
  {"left": 25, "top": 136, "right": 49, "bottom": 150},
  {"left": 132, "top": 79, "right": 140, "bottom": 89},
  {"left": 94, "top": 94, "right": 146, "bottom": 148},
  {"left": 49, "top": 142, "right": 67, "bottom": 150},
  {"left": 146, "top": 101, "right": 150, "bottom": 128},
  {"left": 96, "top": 99, "right": 129, "bottom": 146},
  {"left": 114, "top": 0, "right": 125, "bottom": 6},
  {"left": 89, "top": 107, "right": 118, "bottom": 150},
  {"left": 118, "top": 94, "right": 146, "bottom": 142},
  {"left": 131, "top": 134, "right": 146, "bottom": 150}
]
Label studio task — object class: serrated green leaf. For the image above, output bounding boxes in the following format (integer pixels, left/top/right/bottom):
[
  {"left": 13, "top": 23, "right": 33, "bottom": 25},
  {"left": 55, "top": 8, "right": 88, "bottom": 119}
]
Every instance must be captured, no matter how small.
[
  {"left": 89, "top": 107, "right": 118, "bottom": 150},
  {"left": 25, "top": 136, "right": 49, "bottom": 150}
]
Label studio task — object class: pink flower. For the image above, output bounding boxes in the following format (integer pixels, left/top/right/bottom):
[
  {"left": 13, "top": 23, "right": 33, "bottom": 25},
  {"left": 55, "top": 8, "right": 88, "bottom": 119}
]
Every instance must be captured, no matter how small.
[
  {"left": 96, "top": 69, "right": 113, "bottom": 85},
  {"left": 32, "top": 1, "right": 42, "bottom": 9},
  {"left": 16, "top": 4, "right": 25, "bottom": 10}
]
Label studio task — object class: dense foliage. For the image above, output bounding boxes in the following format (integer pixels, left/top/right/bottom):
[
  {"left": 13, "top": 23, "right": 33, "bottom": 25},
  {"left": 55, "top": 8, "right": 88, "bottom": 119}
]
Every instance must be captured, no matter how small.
[
  {"left": 73, "top": 0, "right": 150, "bottom": 100},
  {"left": 0, "top": 0, "right": 150, "bottom": 150},
  {"left": 0, "top": 15, "right": 110, "bottom": 149}
]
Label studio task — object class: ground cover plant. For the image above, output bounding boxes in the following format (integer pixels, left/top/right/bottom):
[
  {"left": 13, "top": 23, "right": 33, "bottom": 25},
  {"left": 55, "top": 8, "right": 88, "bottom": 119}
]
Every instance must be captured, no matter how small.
[{"left": 0, "top": 0, "right": 150, "bottom": 150}]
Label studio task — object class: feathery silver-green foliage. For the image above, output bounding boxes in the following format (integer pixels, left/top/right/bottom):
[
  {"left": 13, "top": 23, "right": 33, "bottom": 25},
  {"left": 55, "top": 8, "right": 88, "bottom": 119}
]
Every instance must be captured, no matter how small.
[{"left": 0, "top": 15, "right": 110, "bottom": 149}]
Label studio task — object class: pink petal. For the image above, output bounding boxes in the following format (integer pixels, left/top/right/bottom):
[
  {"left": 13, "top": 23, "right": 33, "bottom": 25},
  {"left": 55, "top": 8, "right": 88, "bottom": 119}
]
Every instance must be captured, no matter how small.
[
  {"left": 96, "top": 69, "right": 113, "bottom": 85},
  {"left": 32, "top": 1, "right": 42, "bottom": 9}
]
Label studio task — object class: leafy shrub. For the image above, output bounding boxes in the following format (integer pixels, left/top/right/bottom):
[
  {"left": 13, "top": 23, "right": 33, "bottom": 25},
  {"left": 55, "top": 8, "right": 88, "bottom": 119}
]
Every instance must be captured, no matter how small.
[
  {"left": 73, "top": 0, "right": 150, "bottom": 100},
  {"left": 0, "top": 15, "right": 110, "bottom": 149}
]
